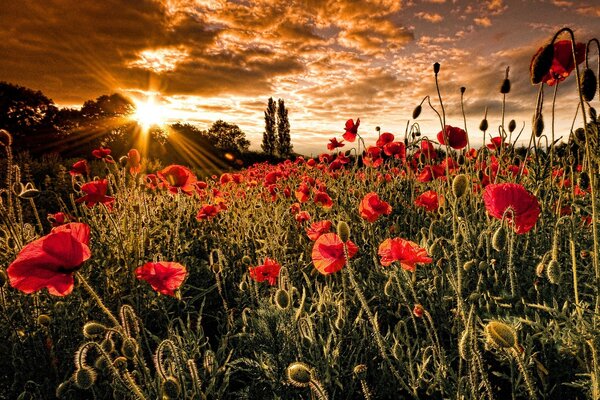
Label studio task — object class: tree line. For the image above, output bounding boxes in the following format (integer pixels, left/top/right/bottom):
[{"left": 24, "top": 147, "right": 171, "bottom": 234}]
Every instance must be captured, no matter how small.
[{"left": 0, "top": 82, "right": 295, "bottom": 168}]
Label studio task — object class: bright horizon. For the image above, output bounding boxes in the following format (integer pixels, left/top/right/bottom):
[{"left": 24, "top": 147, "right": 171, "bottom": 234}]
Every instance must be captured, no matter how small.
[{"left": 1, "top": 0, "right": 598, "bottom": 156}]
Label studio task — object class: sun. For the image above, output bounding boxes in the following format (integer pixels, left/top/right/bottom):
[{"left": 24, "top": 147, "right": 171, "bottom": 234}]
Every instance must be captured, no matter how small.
[{"left": 132, "top": 96, "right": 165, "bottom": 130}]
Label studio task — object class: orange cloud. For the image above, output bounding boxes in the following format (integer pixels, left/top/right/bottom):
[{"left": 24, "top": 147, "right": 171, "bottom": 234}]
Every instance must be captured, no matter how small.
[{"left": 415, "top": 12, "right": 444, "bottom": 23}]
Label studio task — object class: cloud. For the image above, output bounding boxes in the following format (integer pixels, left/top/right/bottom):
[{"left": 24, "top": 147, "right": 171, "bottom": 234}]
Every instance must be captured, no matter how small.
[
  {"left": 415, "top": 12, "right": 444, "bottom": 23},
  {"left": 474, "top": 17, "right": 492, "bottom": 27},
  {"left": 576, "top": 5, "right": 600, "bottom": 16}
]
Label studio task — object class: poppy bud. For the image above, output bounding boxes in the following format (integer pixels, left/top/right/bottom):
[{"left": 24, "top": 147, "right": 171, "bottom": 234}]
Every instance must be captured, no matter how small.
[
  {"left": 412, "top": 105, "right": 422, "bottom": 119},
  {"left": 581, "top": 68, "right": 597, "bottom": 102},
  {"left": 335, "top": 316, "right": 345, "bottom": 330},
  {"left": 241, "top": 256, "right": 252, "bottom": 265},
  {"left": 508, "top": 119, "right": 516, "bottom": 133},
  {"left": 459, "top": 329, "right": 472, "bottom": 361},
  {"left": 113, "top": 356, "right": 128, "bottom": 370},
  {"left": 95, "top": 355, "right": 110, "bottom": 372},
  {"left": 0, "top": 269, "right": 7, "bottom": 286},
  {"left": 530, "top": 44, "right": 554, "bottom": 84},
  {"left": 479, "top": 118, "right": 488, "bottom": 132},
  {"left": 317, "top": 303, "right": 326, "bottom": 313},
  {"left": 457, "top": 154, "right": 465, "bottom": 165},
  {"left": 121, "top": 338, "right": 138, "bottom": 360},
  {"left": 500, "top": 78, "right": 511, "bottom": 94},
  {"left": 118, "top": 156, "right": 128, "bottom": 167},
  {"left": 413, "top": 304, "right": 424, "bottom": 318},
  {"left": 578, "top": 171, "right": 590, "bottom": 190},
  {"left": 574, "top": 127, "right": 586, "bottom": 143},
  {"left": 533, "top": 113, "right": 544, "bottom": 137},
  {"left": 286, "top": 362, "right": 312, "bottom": 387},
  {"left": 460, "top": 86, "right": 466, "bottom": 94},
  {"left": 581, "top": 250, "right": 590, "bottom": 259},
  {"left": 376, "top": 126, "right": 380, "bottom": 132},
  {"left": 37, "top": 314, "right": 51, "bottom": 327},
  {"left": 535, "top": 260, "right": 545, "bottom": 277},
  {"left": 433, "top": 62, "right": 440, "bottom": 74},
  {"left": 590, "top": 107, "right": 597, "bottom": 122},
  {"left": 203, "top": 350, "right": 216, "bottom": 375},
  {"left": 452, "top": 174, "right": 469, "bottom": 199},
  {"left": 83, "top": 322, "right": 107, "bottom": 338},
  {"left": 492, "top": 226, "right": 507, "bottom": 251},
  {"left": 384, "top": 277, "right": 394, "bottom": 296},
  {"left": 337, "top": 221, "right": 350, "bottom": 242},
  {"left": 468, "top": 292, "right": 480, "bottom": 302},
  {"left": 101, "top": 337, "right": 114, "bottom": 353},
  {"left": 238, "top": 280, "right": 248, "bottom": 291},
  {"left": 353, "top": 364, "right": 367, "bottom": 380},
  {"left": 484, "top": 320, "right": 517, "bottom": 349},
  {"left": 162, "top": 376, "right": 181, "bottom": 400},
  {"left": 74, "top": 367, "right": 96, "bottom": 390},
  {"left": 274, "top": 288, "right": 290, "bottom": 310},
  {"left": 463, "top": 259, "right": 476, "bottom": 272},
  {"left": 546, "top": 259, "right": 561, "bottom": 284}
]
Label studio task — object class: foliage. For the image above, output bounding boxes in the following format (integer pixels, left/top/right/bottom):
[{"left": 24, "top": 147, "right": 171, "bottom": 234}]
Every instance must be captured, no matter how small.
[{"left": 262, "top": 97, "right": 277, "bottom": 156}]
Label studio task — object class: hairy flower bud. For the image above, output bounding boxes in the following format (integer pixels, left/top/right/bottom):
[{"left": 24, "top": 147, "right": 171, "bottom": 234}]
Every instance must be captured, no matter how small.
[
  {"left": 500, "top": 78, "right": 511, "bottom": 94},
  {"left": 479, "top": 118, "right": 488, "bottom": 132},
  {"left": 452, "top": 174, "right": 469, "bottom": 199},
  {"left": 337, "top": 221, "right": 350, "bottom": 242},
  {"left": 484, "top": 321, "right": 517, "bottom": 349},
  {"left": 508, "top": 119, "right": 516, "bottom": 133},
  {"left": 433, "top": 62, "right": 440, "bottom": 74},
  {"left": 412, "top": 105, "right": 422, "bottom": 119},
  {"left": 581, "top": 68, "right": 597, "bottom": 102},
  {"left": 546, "top": 259, "right": 561, "bottom": 284},
  {"left": 274, "top": 288, "right": 290, "bottom": 310},
  {"left": 492, "top": 226, "right": 507, "bottom": 252},
  {"left": 286, "top": 362, "right": 313, "bottom": 387},
  {"left": 162, "top": 376, "right": 181, "bottom": 400},
  {"left": 83, "top": 322, "right": 108, "bottom": 338},
  {"left": 74, "top": 367, "right": 96, "bottom": 390},
  {"left": 533, "top": 113, "right": 544, "bottom": 137}
]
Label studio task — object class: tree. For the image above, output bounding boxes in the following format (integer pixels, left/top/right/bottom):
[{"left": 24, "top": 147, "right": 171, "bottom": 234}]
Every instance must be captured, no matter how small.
[
  {"left": 202, "top": 120, "right": 250, "bottom": 155},
  {"left": 262, "top": 97, "right": 277, "bottom": 156},
  {"left": 0, "top": 82, "right": 62, "bottom": 154},
  {"left": 276, "top": 98, "right": 292, "bottom": 157}
]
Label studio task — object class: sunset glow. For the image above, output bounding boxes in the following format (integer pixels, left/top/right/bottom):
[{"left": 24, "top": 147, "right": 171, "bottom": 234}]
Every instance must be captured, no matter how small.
[{"left": 132, "top": 97, "right": 166, "bottom": 130}]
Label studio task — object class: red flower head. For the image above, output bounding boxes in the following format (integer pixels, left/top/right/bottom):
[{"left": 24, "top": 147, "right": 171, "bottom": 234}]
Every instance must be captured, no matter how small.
[
  {"left": 92, "top": 147, "right": 114, "bottom": 163},
  {"left": 328, "top": 138, "right": 345, "bottom": 151},
  {"left": 127, "top": 149, "right": 141, "bottom": 175},
  {"left": 306, "top": 220, "right": 332, "bottom": 241},
  {"left": 378, "top": 238, "right": 432, "bottom": 271},
  {"left": 414, "top": 190, "right": 441, "bottom": 212},
  {"left": 417, "top": 165, "right": 446, "bottom": 183},
  {"left": 248, "top": 258, "right": 281, "bottom": 285},
  {"left": 437, "top": 125, "right": 468, "bottom": 150},
  {"left": 383, "top": 141, "right": 406, "bottom": 160},
  {"left": 47, "top": 212, "right": 73, "bottom": 227},
  {"left": 311, "top": 233, "right": 359, "bottom": 275},
  {"left": 359, "top": 192, "right": 392, "bottom": 222},
  {"left": 135, "top": 261, "right": 187, "bottom": 297},
  {"left": 343, "top": 118, "right": 360, "bottom": 142},
  {"left": 70, "top": 160, "right": 90, "bottom": 176},
  {"left": 487, "top": 136, "right": 506, "bottom": 151},
  {"left": 483, "top": 183, "right": 540, "bottom": 234},
  {"left": 376, "top": 132, "right": 395, "bottom": 148},
  {"left": 295, "top": 211, "right": 311, "bottom": 224},
  {"left": 363, "top": 146, "right": 383, "bottom": 168},
  {"left": 76, "top": 179, "right": 115, "bottom": 209},
  {"left": 196, "top": 204, "right": 221, "bottom": 220},
  {"left": 530, "top": 40, "right": 586, "bottom": 86},
  {"left": 157, "top": 165, "right": 198, "bottom": 195},
  {"left": 314, "top": 190, "right": 333, "bottom": 209},
  {"left": 7, "top": 223, "right": 91, "bottom": 296},
  {"left": 295, "top": 182, "right": 311, "bottom": 203}
]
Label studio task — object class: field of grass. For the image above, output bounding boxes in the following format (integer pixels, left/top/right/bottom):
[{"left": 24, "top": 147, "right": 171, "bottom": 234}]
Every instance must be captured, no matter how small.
[{"left": 0, "top": 27, "right": 599, "bottom": 399}]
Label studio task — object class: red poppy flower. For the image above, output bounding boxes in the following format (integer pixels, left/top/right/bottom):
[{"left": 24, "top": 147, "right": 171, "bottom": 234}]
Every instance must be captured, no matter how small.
[
  {"left": 314, "top": 190, "right": 333, "bottom": 209},
  {"left": 417, "top": 165, "right": 446, "bottom": 183},
  {"left": 135, "top": 261, "right": 187, "bottom": 297},
  {"left": 530, "top": 40, "right": 586, "bottom": 86},
  {"left": 47, "top": 212, "right": 73, "bottom": 227},
  {"left": 311, "top": 233, "right": 359, "bottom": 275},
  {"left": 363, "top": 146, "right": 383, "bottom": 168},
  {"left": 92, "top": 147, "right": 114, "bottom": 163},
  {"left": 437, "top": 125, "right": 468, "bottom": 150},
  {"left": 295, "top": 182, "right": 311, "bottom": 203},
  {"left": 414, "top": 190, "right": 441, "bottom": 212},
  {"left": 486, "top": 136, "right": 507, "bottom": 151},
  {"left": 359, "top": 192, "right": 392, "bottom": 222},
  {"left": 483, "top": 183, "right": 540, "bottom": 234},
  {"left": 7, "top": 223, "right": 91, "bottom": 296},
  {"left": 413, "top": 304, "right": 424, "bottom": 318},
  {"left": 70, "top": 160, "right": 90, "bottom": 176},
  {"left": 127, "top": 149, "right": 141, "bottom": 175},
  {"left": 376, "top": 132, "right": 395, "bottom": 148},
  {"left": 307, "top": 158, "right": 316, "bottom": 168},
  {"left": 76, "top": 179, "right": 115, "bottom": 209},
  {"left": 157, "top": 165, "right": 198, "bottom": 195},
  {"left": 196, "top": 204, "right": 221, "bottom": 220},
  {"left": 295, "top": 211, "right": 311, "bottom": 224},
  {"left": 336, "top": 152, "right": 351, "bottom": 164},
  {"left": 328, "top": 138, "right": 345, "bottom": 151},
  {"left": 306, "top": 220, "right": 332, "bottom": 241},
  {"left": 248, "top": 258, "right": 281, "bottom": 285},
  {"left": 383, "top": 142, "right": 406, "bottom": 160},
  {"left": 343, "top": 118, "right": 360, "bottom": 142},
  {"left": 419, "top": 140, "right": 437, "bottom": 160},
  {"left": 378, "top": 238, "right": 432, "bottom": 271}
]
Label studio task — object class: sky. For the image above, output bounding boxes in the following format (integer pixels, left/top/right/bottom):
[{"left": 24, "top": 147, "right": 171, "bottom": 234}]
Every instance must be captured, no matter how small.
[{"left": 1, "top": 0, "right": 599, "bottom": 156}]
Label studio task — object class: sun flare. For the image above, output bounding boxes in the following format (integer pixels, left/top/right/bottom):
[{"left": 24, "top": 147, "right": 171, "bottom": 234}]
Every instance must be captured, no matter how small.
[{"left": 132, "top": 96, "right": 166, "bottom": 129}]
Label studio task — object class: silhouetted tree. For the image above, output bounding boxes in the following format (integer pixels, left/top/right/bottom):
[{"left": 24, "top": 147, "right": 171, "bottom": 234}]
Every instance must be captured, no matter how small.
[
  {"left": 0, "top": 82, "right": 62, "bottom": 154},
  {"left": 202, "top": 120, "right": 250, "bottom": 156},
  {"left": 276, "top": 98, "right": 292, "bottom": 158},
  {"left": 262, "top": 97, "right": 277, "bottom": 156}
]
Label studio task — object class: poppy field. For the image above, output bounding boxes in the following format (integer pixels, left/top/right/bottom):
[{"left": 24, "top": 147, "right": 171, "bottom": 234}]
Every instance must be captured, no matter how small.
[{"left": 1, "top": 27, "right": 600, "bottom": 399}]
